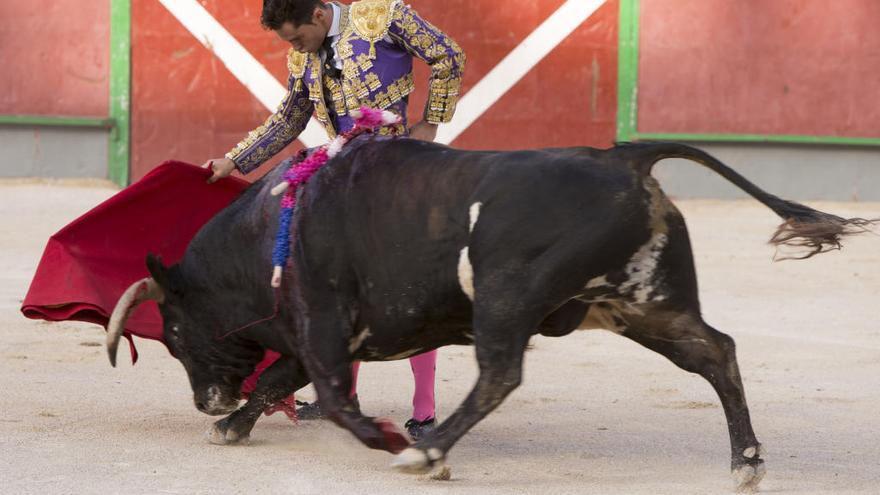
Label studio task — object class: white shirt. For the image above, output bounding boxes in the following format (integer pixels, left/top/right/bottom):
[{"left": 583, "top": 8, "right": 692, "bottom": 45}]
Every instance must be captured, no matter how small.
[{"left": 324, "top": 3, "right": 343, "bottom": 70}]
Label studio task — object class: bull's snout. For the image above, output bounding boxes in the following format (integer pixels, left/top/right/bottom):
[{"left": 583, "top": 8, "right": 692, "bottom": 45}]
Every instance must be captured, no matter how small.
[{"left": 194, "top": 385, "right": 239, "bottom": 416}]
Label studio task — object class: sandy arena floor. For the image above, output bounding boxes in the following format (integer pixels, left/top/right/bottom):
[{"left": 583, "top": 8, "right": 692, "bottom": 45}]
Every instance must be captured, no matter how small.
[{"left": 1, "top": 182, "right": 878, "bottom": 494}]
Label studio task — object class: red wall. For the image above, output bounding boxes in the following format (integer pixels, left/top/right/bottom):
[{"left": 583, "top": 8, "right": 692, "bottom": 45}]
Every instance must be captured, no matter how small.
[
  {"left": 6, "top": 1, "right": 878, "bottom": 180},
  {"left": 638, "top": 0, "right": 880, "bottom": 137},
  {"left": 0, "top": 1, "right": 109, "bottom": 116},
  {"left": 131, "top": 0, "right": 619, "bottom": 180},
  {"left": 132, "top": 0, "right": 291, "bottom": 181}
]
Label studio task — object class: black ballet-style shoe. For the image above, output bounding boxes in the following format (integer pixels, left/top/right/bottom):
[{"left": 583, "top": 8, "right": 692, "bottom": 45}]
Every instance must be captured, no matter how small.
[{"left": 404, "top": 417, "right": 436, "bottom": 441}]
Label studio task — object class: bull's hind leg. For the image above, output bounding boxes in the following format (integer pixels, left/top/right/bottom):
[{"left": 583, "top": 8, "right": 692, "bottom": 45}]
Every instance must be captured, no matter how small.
[
  {"left": 623, "top": 309, "right": 765, "bottom": 492},
  {"left": 392, "top": 308, "right": 535, "bottom": 474}
]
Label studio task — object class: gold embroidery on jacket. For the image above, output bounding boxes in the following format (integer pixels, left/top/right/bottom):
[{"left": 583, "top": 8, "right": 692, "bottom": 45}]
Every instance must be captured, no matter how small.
[
  {"left": 287, "top": 49, "right": 308, "bottom": 78},
  {"left": 363, "top": 73, "right": 414, "bottom": 109},
  {"left": 349, "top": 0, "right": 397, "bottom": 57},
  {"left": 324, "top": 76, "right": 347, "bottom": 115},
  {"left": 307, "top": 57, "right": 337, "bottom": 139},
  {"left": 364, "top": 72, "right": 382, "bottom": 91},
  {"left": 388, "top": 3, "right": 465, "bottom": 123},
  {"left": 336, "top": 37, "right": 355, "bottom": 58},
  {"left": 226, "top": 95, "right": 312, "bottom": 172},
  {"left": 342, "top": 60, "right": 360, "bottom": 81},
  {"left": 228, "top": 0, "right": 464, "bottom": 168},
  {"left": 286, "top": 49, "right": 310, "bottom": 92},
  {"left": 335, "top": 2, "right": 351, "bottom": 35},
  {"left": 377, "top": 123, "right": 406, "bottom": 135},
  {"left": 356, "top": 53, "right": 374, "bottom": 72}
]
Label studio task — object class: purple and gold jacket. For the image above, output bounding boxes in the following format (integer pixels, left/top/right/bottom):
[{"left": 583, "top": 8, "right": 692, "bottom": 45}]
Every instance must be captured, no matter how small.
[{"left": 227, "top": 0, "right": 466, "bottom": 174}]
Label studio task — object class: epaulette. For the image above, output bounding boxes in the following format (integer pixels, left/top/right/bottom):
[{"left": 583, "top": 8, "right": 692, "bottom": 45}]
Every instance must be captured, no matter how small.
[{"left": 349, "top": 0, "right": 398, "bottom": 56}]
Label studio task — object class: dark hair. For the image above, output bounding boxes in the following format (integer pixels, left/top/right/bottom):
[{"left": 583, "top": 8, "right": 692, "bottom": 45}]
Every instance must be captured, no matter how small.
[{"left": 261, "top": 0, "right": 326, "bottom": 29}]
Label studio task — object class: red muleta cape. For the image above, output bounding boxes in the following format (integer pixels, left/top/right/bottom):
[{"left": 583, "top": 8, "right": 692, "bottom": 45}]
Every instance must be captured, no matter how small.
[{"left": 21, "top": 161, "right": 291, "bottom": 416}]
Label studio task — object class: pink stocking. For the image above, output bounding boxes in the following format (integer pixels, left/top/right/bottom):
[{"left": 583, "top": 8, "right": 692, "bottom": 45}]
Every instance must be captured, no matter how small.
[
  {"left": 350, "top": 361, "right": 361, "bottom": 398},
  {"left": 409, "top": 350, "right": 437, "bottom": 421}
]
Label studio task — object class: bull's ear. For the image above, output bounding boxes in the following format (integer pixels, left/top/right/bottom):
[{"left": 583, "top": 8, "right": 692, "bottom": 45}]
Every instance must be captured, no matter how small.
[
  {"left": 146, "top": 254, "right": 185, "bottom": 298},
  {"left": 146, "top": 254, "right": 172, "bottom": 291}
]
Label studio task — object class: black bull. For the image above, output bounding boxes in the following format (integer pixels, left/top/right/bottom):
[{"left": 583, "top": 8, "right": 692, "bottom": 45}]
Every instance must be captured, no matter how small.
[{"left": 107, "top": 139, "right": 873, "bottom": 491}]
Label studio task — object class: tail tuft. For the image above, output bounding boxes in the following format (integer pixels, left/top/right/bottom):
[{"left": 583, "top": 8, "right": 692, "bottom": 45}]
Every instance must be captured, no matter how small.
[
  {"left": 617, "top": 142, "right": 879, "bottom": 261},
  {"left": 768, "top": 209, "right": 877, "bottom": 260}
]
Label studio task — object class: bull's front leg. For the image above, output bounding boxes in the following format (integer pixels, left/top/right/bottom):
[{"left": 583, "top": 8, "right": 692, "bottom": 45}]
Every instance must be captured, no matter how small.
[
  {"left": 296, "top": 310, "right": 410, "bottom": 454},
  {"left": 392, "top": 310, "right": 533, "bottom": 474},
  {"left": 207, "top": 355, "right": 309, "bottom": 445}
]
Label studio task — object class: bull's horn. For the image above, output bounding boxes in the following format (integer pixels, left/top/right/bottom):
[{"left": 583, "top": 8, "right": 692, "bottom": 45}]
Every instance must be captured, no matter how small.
[{"left": 107, "top": 278, "right": 164, "bottom": 367}]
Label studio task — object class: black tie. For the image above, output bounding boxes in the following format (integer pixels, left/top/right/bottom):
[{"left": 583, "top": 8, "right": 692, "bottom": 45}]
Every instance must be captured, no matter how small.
[{"left": 322, "top": 37, "right": 341, "bottom": 80}]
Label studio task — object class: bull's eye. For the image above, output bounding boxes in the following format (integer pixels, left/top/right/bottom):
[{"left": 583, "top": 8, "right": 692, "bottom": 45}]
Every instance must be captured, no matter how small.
[{"left": 171, "top": 324, "right": 181, "bottom": 335}]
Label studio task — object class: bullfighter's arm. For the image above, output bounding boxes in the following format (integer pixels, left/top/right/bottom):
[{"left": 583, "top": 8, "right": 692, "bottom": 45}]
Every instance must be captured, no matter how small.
[
  {"left": 387, "top": 2, "right": 466, "bottom": 124},
  {"left": 225, "top": 56, "right": 314, "bottom": 174}
]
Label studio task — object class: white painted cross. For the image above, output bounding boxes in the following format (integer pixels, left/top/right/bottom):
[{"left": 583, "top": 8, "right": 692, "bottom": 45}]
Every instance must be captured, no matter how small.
[{"left": 158, "top": 0, "right": 606, "bottom": 148}]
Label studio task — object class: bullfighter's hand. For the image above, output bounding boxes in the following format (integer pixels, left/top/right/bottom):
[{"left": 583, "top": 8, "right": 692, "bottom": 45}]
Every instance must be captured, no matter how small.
[
  {"left": 408, "top": 121, "right": 438, "bottom": 142},
  {"left": 202, "top": 158, "right": 236, "bottom": 184}
]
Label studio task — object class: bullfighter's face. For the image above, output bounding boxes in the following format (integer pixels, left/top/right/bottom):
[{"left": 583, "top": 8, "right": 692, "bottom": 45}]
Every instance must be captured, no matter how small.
[{"left": 275, "top": 6, "right": 331, "bottom": 54}]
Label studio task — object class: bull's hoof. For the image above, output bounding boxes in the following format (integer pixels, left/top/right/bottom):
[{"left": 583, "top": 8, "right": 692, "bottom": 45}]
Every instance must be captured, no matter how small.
[
  {"left": 732, "top": 443, "right": 766, "bottom": 492},
  {"left": 391, "top": 447, "right": 445, "bottom": 474},
  {"left": 206, "top": 421, "right": 250, "bottom": 446},
  {"left": 732, "top": 446, "right": 766, "bottom": 494},
  {"left": 732, "top": 462, "right": 765, "bottom": 493}
]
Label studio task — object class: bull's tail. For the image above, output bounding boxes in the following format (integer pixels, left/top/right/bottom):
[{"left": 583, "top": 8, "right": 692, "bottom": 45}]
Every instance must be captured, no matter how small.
[{"left": 621, "top": 142, "right": 877, "bottom": 260}]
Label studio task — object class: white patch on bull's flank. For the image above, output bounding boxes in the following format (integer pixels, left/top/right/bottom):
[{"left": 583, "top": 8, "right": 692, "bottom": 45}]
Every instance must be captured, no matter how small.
[
  {"left": 468, "top": 202, "right": 483, "bottom": 233},
  {"left": 458, "top": 247, "right": 475, "bottom": 301},
  {"left": 456, "top": 202, "right": 482, "bottom": 302},
  {"left": 618, "top": 233, "right": 668, "bottom": 303},
  {"left": 348, "top": 327, "right": 372, "bottom": 354}
]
